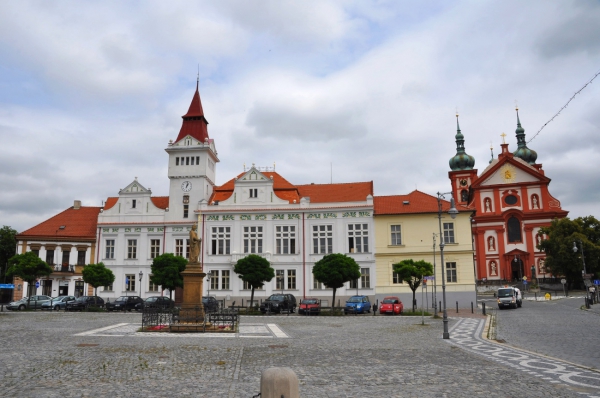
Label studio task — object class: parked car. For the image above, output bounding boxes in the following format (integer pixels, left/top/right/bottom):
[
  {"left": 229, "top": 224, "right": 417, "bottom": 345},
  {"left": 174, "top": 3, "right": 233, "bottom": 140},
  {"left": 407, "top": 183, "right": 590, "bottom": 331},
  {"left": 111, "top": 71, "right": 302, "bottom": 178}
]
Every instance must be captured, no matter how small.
[
  {"left": 299, "top": 298, "right": 321, "bottom": 315},
  {"left": 379, "top": 296, "right": 403, "bottom": 315},
  {"left": 135, "top": 296, "right": 174, "bottom": 311},
  {"left": 260, "top": 294, "right": 296, "bottom": 314},
  {"left": 344, "top": 295, "right": 371, "bottom": 314},
  {"left": 106, "top": 296, "right": 143, "bottom": 312},
  {"left": 65, "top": 296, "right": 105, "bottom": 311},
  {"left": 41, "top": 295, "right": 76, "bottom": 311},
  {"left": 203, "top": 296, "right": 219, "bottom": 313},
  {"left": 497, "top": 287, "right": 522, "bottom": 309},
  {"left": 7, "top": 295, "right": 52, "bottom": 311}
]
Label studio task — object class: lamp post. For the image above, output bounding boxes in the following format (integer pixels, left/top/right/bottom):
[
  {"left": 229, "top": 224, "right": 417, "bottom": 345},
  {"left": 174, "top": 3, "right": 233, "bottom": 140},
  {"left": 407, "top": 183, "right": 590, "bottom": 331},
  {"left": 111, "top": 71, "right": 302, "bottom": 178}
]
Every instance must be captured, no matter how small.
[
  {"left": 206, "top": 273, "right": 211, "bottom": 297},
  {"left": 573, "top": 240, "right": 587, "bottom": 276},
  {"left": 138, "top": 270, "right": 143, "bottom": 298},
  {"left": 437, "top": 191, "right": 459, "bottom": 339},
  {"left": 432, "top": 233, "right": 437, "bottom": 314}
]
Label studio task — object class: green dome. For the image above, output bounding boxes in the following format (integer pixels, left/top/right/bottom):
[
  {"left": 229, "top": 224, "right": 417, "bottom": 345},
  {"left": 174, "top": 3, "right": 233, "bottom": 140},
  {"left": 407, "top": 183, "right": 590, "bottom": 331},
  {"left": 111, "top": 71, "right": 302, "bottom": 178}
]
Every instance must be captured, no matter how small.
[
  {"left": 449, "top": 116, "right": 475, "bottom": 170},
  {"left": 512, "top": 110, "right": 538, "bottom": 165}
]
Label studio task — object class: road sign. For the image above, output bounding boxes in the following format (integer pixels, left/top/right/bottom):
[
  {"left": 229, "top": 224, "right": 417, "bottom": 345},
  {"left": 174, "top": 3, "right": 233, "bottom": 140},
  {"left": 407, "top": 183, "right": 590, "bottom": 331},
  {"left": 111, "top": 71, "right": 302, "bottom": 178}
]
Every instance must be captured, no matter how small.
[
  {"left": 584, "top": 274, "right": 593, "bottom": 279},
  {"left": 523, "top": 280, "right": 528, "bottom": 285},
  {"left": 0, "top": 284, "right": 14, "bottom": 289},
  {"left": 545, "top": 293, "right": 551, "bottom": 300},
  {"left": 35, "top": 281, "right": 40, "bottom": 288},
  {"left": 424, "top": 276, "right": 435, "bottom": 281},
  {"left": 523, "top": 276, "right": 528, "bottom": 281},
  {"left": 594, "top": 280, "right": 600, "bottom": 286},
  {"left": 561, "top": 279, "right": 567, "bottom": 285}
]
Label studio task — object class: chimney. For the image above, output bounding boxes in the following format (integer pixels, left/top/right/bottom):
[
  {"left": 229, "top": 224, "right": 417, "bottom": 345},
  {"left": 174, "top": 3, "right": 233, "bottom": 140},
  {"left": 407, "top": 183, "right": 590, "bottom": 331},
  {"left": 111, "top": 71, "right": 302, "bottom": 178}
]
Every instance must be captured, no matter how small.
[{"left": 74, "top": 200, "right": 81, "bottom": 209}]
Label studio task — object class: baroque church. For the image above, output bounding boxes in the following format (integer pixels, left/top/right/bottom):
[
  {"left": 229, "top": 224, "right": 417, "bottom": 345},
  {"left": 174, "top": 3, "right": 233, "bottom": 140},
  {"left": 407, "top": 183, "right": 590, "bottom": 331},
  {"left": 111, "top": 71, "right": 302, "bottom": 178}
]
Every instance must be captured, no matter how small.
[{"left": 447, "top": 111, "right": 568, "bottom": 284}]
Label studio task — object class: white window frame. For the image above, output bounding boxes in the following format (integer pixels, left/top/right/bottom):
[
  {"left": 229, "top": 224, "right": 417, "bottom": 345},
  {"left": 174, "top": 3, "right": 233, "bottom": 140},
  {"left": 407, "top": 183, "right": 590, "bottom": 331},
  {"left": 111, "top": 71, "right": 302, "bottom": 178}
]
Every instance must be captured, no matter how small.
[
  {"left": 276, "top": 226, "right": 296, "bottom": 254},
  {"left": 243, "top": 226, "right": 263, "bottom": 254},
  {"left": 360, "top": 268, "right": 370, "bottom": 288},
  {"left": 148, "top": 275, "right": 159, "bottom": 292},
  {"left": 125, "top": 274, "right": 136, "bottom": 292},
  {"left": 150, "top": 239, "right": 160, "bottom": 259},
  {"left": 287, "top": 269, "right": 296, "bottom": 290},
  {"left": 443, "top": 222, "right": 455, "bottom": 244},
  {"left": 175, "top": 239, "right": 184, "bottom": 257},
  {"left": 210, "top": 270, "right": 219, "bottom": 290},
  {"left": 127, "top": 239, "right": 137, "bottom": 259},
  {"left": 105, "top": 239, "right": 115, "bottom": 259},
  {"left": 312, "top": 225, "right": 333, "bottom": 254},
  {"left": 211, "top": 227, "right": 231, "bottom": 255},
  {"left": 390, "top": 225, "right": 402, "bottom": 245},
  {"left": 446, "top": 262, "right": 457, "bottom": 282},
  {"left": 348, "top": 223, "right": 369, "bottom": 253},
  {"left": 221, "top": 270, "right": 230, "bottom": 290},
  {"left": 243, "top": 280, "right": 263, "bottom": 290}
]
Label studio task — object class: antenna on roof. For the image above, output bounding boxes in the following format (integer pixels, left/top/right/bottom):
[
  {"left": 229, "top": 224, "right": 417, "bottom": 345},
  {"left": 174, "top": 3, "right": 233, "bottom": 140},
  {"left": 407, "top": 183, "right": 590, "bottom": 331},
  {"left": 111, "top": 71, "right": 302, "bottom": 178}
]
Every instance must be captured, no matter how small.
[{"left": 196, "top": 65, "right": 200, "bottom": 90}]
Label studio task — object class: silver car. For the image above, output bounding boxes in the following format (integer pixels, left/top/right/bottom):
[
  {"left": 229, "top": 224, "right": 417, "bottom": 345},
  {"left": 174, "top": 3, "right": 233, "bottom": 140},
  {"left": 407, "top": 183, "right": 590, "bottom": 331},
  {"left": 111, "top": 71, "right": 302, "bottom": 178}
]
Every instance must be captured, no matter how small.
[
  {"left": 41, "top": 296, "right": 76, "bottom": 311},
  {"left": 7, "top": 295, "right": 52, "bottom": 311}
]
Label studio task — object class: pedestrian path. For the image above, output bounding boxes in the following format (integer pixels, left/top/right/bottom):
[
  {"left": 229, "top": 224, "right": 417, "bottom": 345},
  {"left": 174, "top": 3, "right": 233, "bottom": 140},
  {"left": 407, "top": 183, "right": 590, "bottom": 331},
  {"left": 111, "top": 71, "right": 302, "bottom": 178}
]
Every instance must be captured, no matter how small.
[
  {"left": 73, "top": 322, "right": 289, "bottom": 338},
  {"left": 449, "top": 318, "right": 600, "bottom": 397}
]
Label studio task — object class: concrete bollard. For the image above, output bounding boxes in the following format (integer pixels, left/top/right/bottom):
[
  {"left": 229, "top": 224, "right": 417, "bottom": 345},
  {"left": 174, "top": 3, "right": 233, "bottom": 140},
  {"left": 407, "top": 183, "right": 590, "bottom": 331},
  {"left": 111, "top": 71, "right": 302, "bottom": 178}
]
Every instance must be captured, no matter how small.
[
  {"left": 482, "top": 302, "right": 486, "bottom": 315},
  {"left": 260, "top": 367, "right": 299, "bottom": 398}
]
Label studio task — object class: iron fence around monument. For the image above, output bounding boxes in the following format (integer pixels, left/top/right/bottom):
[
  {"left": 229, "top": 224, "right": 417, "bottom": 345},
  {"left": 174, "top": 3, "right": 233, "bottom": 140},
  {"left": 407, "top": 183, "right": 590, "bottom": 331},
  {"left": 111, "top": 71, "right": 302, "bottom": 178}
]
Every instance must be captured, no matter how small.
[{"left": 141, "top": 305, "right": 239, "bottom": 333}]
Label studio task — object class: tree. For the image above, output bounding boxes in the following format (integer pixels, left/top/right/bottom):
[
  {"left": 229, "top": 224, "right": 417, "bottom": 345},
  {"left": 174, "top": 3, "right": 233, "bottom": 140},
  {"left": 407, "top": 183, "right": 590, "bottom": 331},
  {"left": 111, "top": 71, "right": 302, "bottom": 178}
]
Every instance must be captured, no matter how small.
[
  {"left": 150, "top": 253, "right": 187, "bottom": 299},
  {"left": 539, "top": 216, "right": 600, "bottom": 289},
  {"left": 82, "top": 262, "right": 115, "bottom": 300},
  {"left": 312, "top": 253, "right": 360, "bottom": 310},
  {"left": 7, "top": 251, "right": 53, "bottom": 306},
  {"left": 393, "top": 259, "right": 433, "bottom": 312},
  {"left": 233, "top": 254, "right": 274, "bottom": 308},
  {"left": 0, "top": 226, "right": 17, "bottom": 283}
]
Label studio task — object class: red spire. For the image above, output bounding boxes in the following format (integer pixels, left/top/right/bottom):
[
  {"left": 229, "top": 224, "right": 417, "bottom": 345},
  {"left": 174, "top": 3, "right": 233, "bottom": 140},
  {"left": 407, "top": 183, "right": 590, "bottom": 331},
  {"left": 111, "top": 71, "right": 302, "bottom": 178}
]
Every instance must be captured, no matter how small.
[{"left": 175, "top": 81, "right": 209, "bottom": 143}]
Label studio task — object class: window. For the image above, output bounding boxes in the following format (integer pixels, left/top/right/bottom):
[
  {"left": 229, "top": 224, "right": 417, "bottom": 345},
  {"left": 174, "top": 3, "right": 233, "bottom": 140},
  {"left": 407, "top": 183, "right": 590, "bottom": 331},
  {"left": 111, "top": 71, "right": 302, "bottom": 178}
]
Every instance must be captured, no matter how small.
[
  {"left": 186, "top": 157, "right": 190, "bottom": 165},
  {"left": 186, "top": 239, "right": 190, "bottom": 259},
  {"left": 349, "top": 279, "right": 358, "bottom": 289},
  {"left": 77, "top": 251, "right": 86, "bottom": 266},
  {"left": 276, "top": 226, "right": 296, "bottom": 254},
  {"left": 176, "top": 157, "right": 179, "bottom": 166},
  {"left": 446, "top": 262, "right": 457, "bottom": 282},
  {"left": 360, "top": 268, "right": 370, "bottom": 288},
  {"left": 391, "top": 225, "right": 402, "bottom": 245},
  {"left": 183, "top": 204, "right": 189, "bottom": 218},
  {"left": 148, "top": 276, "right": 159, "bottom": 292},
  {"left": 42, "top": 279, "right": 52, "bottom": 296},
  {"left": 105, "top": 240, "right": 115, "bottom": 259},
  {"left": 191, "top": 156, "right": 195, "bottom": 165},
  {"left": 313, "top": 278, "right": 323, "bottom": 289},
  {"left": 125, "top": 274, "right": 136, "bottom": 291},
  {"left": 62, "top": 250, "right": 70, "bottom": 265},
  {"left": 276, "top": 269, "right": 284, "bottom": 290},
  {"left": 243, "top": 280, "right": 262, "bottom": 290},
  {"left": 210, "top": 270, "right": 219, "bottom": 290},
  {"left": 348, "top": 223, "right": 369, "bottom": 253},
  {"left": 243, "top": 226, "right": 263, "bottom": 253},
  {"left": 211, "top": 227, "right": 231, "bottom": 255},
  {"left": 249, "top": 188, "right": 258, "bottom": 198},
  {"left": 505, "top": 195, "right": 518, "bottom": 205},
  {"left": 443, "top": 223, "right": 455, "bottom": 244},
  {"left": 221, "top": 270, "right": 230, "bottom": 290},
  {"left": 150, "top": 239, "right": 160, "bottom": 259},
  {"left": 313, "top": 225, "right": 333, "bottom": 254},
  {"left": 287, "top": 270, "right": 296, "bottom": 290},
  {"left": 175, "top": 239, "right": 184, "bottom": 257},
  {"left": 507, "top": 216, "right": 522, "bottom": 242},
  {"left": 393, "top": 271, "right": 402, "bottom": 284},
  {"left": 132, "top": 199, "right": 136, "bottom": 209},
  {"left": 46, "top": 250, "right": 54, "bottom": 265},
  {"left": 31, "top": 249, "right": 39, "bottom": 257},
  {"left": 196, "top": 156, "right": 199, "bottom": 164},
  {"left": 127, "top": 240, "right": 137, "bottom": 259},
  {"left": 103, "top": 283, "right": 113, "bottom": 292}
]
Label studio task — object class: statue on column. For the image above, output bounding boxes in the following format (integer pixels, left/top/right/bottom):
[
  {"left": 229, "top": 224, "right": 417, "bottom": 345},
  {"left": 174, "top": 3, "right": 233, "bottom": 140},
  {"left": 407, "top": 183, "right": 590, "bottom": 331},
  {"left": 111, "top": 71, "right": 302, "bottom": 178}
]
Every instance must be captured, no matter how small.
[{"left": 189, "top": 224, "right": 201, "bottom": 265}]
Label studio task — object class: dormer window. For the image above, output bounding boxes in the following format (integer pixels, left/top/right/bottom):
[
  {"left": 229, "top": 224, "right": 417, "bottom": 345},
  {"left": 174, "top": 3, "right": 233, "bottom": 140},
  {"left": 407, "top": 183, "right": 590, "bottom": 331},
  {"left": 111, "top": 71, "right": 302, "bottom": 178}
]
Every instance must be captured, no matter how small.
[{"left": 250, "top": 188, "right": 258, "bottom": 198}]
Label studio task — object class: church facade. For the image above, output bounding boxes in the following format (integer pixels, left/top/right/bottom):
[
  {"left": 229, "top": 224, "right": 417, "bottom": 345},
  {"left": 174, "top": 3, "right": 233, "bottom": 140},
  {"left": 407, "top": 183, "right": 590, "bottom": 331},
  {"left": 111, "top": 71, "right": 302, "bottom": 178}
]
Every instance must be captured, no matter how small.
[{"left": 447, "top": 112, "right": 568, "bottom": 284}]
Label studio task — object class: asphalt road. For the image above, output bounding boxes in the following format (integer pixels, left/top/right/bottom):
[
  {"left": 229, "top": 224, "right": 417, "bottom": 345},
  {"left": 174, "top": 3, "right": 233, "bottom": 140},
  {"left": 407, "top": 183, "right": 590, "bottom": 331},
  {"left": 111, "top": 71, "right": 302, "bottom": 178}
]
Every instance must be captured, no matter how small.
[{"left": 481, "top": 294, "right": 600, "bottom": 370}]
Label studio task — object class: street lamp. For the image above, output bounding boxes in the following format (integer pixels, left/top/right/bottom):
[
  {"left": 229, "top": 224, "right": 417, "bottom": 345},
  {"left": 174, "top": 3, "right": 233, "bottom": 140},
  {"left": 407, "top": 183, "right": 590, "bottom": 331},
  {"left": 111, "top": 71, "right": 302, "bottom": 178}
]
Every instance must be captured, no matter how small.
[
  {"left": 138, "top": 270, "right": 143, "bottom": 298},
  {"left": 437, "top": 191, "right": 458, "bottom": 340},
  {"left": 573, "top": 240, "right": 587, "bottom": 277},
  {"left": 432, "top": 233, "right": 437, "bottom": 314},
  {"left": 206, "top": 273, "right": 211, "bottom": 297}
]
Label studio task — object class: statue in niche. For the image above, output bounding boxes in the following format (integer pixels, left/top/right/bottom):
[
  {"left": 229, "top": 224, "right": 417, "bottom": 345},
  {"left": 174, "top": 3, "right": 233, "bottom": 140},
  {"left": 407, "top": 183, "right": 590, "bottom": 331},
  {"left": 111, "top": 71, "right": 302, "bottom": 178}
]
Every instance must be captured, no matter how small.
[
  {"left": 538, "top": 258, "right": 545, "bottom": 274},
  {"left": 490, "top": 261, "right": 497, "bottom": 276},
  {"left": 189, "top": 223, "right": 201, "bottom": 264},
  {"left": 532, "top": 194, "right": 539, "bottom": 209},
  {"left": 488, "top": 236, "right": 495, "bottom": 251},
  {"left": 484, "top": 198, "right": 491, "bottom": 212}
]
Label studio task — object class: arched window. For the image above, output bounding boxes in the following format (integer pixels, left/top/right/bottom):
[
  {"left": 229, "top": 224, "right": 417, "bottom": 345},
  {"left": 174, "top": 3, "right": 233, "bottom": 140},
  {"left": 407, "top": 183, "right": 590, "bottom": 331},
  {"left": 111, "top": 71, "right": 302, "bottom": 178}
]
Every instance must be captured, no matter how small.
[
  {"left": 507, "top": 216, "right": 522, "bottom": 242},
  {"left": 461, "top": 189, "right": 468, "bottom": 202}
]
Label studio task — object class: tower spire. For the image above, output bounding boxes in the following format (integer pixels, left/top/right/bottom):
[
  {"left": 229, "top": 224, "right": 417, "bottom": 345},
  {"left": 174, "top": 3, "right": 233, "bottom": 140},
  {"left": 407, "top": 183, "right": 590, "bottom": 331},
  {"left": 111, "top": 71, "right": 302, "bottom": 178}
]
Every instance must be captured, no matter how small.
[
  {"left": 512, "top": 107, "right": 538, "bottom": 165},
  {"left": 174, "top": 80, "right": 210, "bottom": 143},
  {"left": 449, "top": 113, "right": 475, "bottom": 171}
]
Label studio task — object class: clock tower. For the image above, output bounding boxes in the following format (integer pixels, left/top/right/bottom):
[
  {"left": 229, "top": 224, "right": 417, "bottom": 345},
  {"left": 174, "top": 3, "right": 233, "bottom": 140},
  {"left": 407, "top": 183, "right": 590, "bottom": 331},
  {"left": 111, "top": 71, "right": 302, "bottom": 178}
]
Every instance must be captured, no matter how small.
[{"left": 165, "top": 81, "right": 219, "bottom": 222}]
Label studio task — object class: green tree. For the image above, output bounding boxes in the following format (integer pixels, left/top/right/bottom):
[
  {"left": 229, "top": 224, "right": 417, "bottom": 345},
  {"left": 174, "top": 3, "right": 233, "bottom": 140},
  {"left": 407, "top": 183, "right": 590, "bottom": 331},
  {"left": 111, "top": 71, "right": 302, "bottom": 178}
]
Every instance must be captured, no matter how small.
[
  {"left": 539, "top": 216, "right": 600, "bottom": 289},
  {"left": 7, "top": 251, "right": 53, "bottom": 306},
  {"left": 312, "top": 253, "right": 360, "bottom": 310},
  {"left": 233, "top": 254, "right": 274, "bottom": 308},
  {"left": 393, "top": 259, "right": 433, "bottom": 312},
  {"left": 82, "top": 262, "right": 115, "bottom": 301},
  {"left": 0, "top": 226, "right": 17, "bottom": 283},
  {"left": 150, "top": 253, "right": 187, "bottom": 299}
]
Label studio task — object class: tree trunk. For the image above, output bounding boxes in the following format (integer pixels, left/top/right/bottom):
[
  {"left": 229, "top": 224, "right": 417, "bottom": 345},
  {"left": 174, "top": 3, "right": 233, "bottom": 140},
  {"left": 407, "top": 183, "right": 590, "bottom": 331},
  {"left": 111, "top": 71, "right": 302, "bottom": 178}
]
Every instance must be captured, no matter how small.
[
  {"left": 250, "top": 287, "right": 255, "bottom": 309},
  {"left": 332, "top": 287, "right": 337, "bottom": 313},
  {"left": 412, "top": 288, "right": 417, "bottom": 312}
]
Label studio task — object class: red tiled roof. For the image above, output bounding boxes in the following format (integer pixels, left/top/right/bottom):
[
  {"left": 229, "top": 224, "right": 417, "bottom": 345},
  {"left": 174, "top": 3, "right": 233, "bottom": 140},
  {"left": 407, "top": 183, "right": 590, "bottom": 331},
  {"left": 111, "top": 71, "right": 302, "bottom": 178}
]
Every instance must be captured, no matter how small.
[
  {"left": 175, "top": 84, "right": 209, "bottom": 144},
  {"left": 103, "top": 196, "right": 169, "bottom": 210},
  {"left": 209, "top": 172, "right": 373, "bottom": 204},
  {"left": 297, "top": 181, "right": 373, "bottom": 203},
  {"left": 17, "top": 206, "right": 101, "bottom": 240},
  {"left": 374, "top": 190, "right": 468, "bottom": 215}
]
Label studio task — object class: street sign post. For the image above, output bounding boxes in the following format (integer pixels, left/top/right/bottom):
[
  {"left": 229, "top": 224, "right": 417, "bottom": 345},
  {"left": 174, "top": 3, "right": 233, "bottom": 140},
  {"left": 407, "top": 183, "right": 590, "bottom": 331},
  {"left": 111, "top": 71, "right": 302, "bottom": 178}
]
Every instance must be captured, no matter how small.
[{"left": 561, "top": 279, "right": 567, "bottom": 297}]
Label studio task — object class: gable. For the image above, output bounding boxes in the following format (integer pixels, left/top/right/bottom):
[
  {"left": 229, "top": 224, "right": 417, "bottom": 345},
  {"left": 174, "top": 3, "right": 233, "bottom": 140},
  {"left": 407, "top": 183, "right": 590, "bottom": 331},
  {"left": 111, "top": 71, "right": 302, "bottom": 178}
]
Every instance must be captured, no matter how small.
[
  {"left": 475, "top": 157, "right": 548, "bottom": 188},
  {"left": 120, "top": 179, "right": 151, "bottom": 194}
]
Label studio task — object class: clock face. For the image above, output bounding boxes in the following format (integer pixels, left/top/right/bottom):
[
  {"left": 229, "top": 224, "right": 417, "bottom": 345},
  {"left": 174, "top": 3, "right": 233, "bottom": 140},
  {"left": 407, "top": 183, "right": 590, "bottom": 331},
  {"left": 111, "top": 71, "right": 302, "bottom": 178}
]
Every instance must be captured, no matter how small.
[
  {"left": 460, "top": 179, "right": 468, "bottom": 187},
  {"left": 181, "top": 181, "right": 192, "bottom": 192}
]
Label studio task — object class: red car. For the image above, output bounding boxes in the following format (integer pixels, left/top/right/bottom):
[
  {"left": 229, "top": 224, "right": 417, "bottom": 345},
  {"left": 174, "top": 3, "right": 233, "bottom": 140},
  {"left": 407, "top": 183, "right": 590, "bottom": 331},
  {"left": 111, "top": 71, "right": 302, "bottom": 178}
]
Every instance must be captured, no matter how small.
[
  {"left": 299, "top": 298, "right": 321, "bottom": 315},
  {"left": 379, "top": 296, "right": 403, "bottom": 315}
]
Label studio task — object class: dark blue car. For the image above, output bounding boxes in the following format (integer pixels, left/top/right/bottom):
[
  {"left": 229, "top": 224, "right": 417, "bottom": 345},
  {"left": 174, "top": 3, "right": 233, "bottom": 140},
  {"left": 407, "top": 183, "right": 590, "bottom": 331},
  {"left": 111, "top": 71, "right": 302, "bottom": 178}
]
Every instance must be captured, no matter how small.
[{"left": 344, "top": 295, "right": 371, "bottom": 314}]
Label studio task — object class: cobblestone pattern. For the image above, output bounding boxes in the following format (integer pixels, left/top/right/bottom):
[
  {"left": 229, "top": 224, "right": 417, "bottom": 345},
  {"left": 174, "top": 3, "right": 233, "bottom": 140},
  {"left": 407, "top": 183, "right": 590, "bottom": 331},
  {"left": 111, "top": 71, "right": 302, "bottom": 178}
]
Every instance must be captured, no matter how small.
[{"left": 0, "top": 311, "right": 586, "bottom": 397}]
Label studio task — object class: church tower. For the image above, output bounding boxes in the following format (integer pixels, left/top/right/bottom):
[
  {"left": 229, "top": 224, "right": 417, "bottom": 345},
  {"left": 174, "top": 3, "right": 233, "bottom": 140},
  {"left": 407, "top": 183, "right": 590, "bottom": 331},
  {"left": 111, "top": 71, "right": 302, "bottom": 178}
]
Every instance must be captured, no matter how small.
[
  {"left": 448, "top": 114, "right": 477, "bottom": 205},
  {"left": 165, "top": 81, "right": 219, "bottom": 222}
]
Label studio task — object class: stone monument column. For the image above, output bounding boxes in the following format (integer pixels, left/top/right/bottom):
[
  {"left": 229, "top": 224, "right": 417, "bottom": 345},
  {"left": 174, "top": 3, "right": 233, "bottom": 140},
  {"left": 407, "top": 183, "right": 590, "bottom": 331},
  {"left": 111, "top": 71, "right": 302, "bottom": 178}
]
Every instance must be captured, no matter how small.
[{"left": 180, "top": 223, "right": 205, "bottom": 321}]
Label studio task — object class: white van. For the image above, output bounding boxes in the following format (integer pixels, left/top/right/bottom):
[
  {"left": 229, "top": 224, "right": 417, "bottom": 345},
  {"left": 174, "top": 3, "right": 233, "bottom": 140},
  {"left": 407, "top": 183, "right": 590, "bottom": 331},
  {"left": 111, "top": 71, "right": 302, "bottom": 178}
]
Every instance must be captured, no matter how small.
[{"left": 497, "top": 287, "right": 522, "bottom": 309}]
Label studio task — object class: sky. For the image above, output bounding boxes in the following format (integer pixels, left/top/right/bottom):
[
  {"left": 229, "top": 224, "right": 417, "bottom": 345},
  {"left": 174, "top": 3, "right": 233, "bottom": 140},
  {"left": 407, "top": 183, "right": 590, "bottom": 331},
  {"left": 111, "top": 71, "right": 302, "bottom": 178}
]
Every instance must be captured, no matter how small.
[{"left": 1, "top": 0, "right": 599, "bottom": 233}]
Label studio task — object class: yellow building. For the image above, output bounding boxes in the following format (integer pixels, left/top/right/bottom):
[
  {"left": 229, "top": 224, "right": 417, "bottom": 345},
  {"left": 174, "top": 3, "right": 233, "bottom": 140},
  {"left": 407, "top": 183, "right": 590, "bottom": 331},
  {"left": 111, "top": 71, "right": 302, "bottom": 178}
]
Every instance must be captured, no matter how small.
[{"left": 374, "top": 190, "right": 476, "bottom": 308}]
